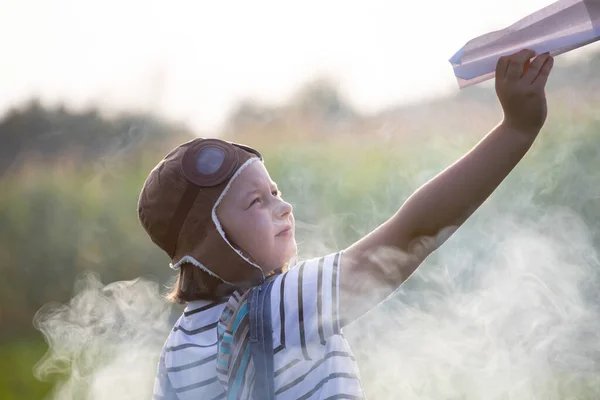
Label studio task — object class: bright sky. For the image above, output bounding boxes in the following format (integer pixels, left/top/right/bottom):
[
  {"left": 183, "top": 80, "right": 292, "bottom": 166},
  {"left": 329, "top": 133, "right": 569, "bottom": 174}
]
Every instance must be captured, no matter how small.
[{"left": 0, "top": 0, "right": 594, "bottom": 133}]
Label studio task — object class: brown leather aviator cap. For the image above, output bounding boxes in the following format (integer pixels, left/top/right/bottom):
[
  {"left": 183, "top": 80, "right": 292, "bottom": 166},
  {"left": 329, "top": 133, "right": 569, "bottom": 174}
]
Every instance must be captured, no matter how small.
[{"left": 137, "top": 137, "right": 265, "bottom": 287}]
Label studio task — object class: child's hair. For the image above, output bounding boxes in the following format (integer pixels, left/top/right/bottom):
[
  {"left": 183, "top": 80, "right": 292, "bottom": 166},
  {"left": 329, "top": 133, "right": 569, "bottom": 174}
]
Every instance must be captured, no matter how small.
[
  {"left": 165, "top": 263, "right": 225, "bottom": 303},
  {"left": 165, "top": 252, "right": 295, "bottom": 304}
]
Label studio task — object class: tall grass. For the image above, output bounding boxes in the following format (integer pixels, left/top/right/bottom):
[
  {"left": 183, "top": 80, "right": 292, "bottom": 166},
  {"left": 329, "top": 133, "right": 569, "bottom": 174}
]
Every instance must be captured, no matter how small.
[{"left": 2, "top": 106, "right": 600, "bottom": 398}]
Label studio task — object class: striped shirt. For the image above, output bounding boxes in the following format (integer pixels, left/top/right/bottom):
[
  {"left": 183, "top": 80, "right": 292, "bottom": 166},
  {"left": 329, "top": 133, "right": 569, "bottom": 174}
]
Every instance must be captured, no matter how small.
[{"left": 153, "top": 251, "right": 366, "bottom": 400}]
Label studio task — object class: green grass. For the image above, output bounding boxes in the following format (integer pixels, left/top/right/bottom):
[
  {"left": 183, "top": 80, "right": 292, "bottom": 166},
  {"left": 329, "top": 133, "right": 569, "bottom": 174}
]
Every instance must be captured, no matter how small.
[
  {"left": 0, "top": 338, "right": 55, "bottom": 400},
  {"left": 2, "top": 113, "right": 600, "bottom": 399}
]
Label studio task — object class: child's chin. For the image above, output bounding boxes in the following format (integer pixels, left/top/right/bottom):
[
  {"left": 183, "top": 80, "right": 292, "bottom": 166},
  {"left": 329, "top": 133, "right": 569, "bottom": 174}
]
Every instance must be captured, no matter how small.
[{"left": 285, "top": 242, "right": 298, "bottom": 260}]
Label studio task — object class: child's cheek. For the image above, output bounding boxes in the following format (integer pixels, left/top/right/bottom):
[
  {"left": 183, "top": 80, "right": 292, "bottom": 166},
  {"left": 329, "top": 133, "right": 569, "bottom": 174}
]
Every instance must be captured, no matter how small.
[
  {"left": 251, "top": 213, "right": 271, "bottom": 238},
  {"left": 254, "top": 214, "right": 269, "bottom": 231}
]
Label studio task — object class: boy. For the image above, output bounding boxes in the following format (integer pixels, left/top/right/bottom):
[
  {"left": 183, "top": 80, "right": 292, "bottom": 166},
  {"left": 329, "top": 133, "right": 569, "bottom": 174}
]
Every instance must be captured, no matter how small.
[{"left": 139, "top": 49, "right": 554, "bottom": 399}]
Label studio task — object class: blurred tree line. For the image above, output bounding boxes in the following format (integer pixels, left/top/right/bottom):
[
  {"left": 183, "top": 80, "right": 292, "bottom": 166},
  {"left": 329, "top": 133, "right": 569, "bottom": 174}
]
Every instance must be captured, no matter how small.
[
  {"left": 0, "top": 100, "right": 192, "bottom": 176},
  {"left": 0, "top": 102, "right": 192, "bottom": 339},
  {"left": 0, "top": 77, "right": 364, "bottom": 340},
  {"left": 2, "top": 50, "right": 600, "bottom": 345}
]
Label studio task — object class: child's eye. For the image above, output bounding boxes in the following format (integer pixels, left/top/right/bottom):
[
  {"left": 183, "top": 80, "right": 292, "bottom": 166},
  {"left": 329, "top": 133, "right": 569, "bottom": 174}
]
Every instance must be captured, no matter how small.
[{"left": 249, "top": 190, "right": 281, "bottom": 208}]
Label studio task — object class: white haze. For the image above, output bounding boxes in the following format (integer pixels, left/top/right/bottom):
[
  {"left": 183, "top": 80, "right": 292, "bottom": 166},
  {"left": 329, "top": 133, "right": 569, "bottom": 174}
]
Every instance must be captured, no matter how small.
[
  {"left": 1, "top": 0, "right": 595, "bottom": 133},
  {"left": 33, "top": 276, "right": 174, "bottom": 400},
  {"left": 33, "top": 171, "right": 600, "bottom": 399},
  {"left": 346, "top": 209, "right": 600, "bottom": 399}
]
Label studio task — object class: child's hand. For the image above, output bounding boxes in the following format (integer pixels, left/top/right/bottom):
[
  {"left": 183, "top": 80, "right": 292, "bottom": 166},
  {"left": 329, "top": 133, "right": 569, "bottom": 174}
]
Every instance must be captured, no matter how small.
[{"left": 495, "top": 49, "right": 554, "bottom": 135}]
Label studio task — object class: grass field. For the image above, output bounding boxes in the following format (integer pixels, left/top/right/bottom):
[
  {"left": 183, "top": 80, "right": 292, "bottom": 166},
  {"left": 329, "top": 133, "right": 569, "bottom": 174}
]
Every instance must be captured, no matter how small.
[
  {"left": 3, "top": 108, "right": 600, "bottom": 399},
  {"left": 0, "top": 338, "right": 54, "bottom": 400}
]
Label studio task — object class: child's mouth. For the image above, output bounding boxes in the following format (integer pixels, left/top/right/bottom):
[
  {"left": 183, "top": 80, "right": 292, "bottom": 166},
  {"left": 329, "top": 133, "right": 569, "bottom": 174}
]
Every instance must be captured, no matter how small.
[{"left": 276, "top": 227, "right": 292, "bottom": 237}]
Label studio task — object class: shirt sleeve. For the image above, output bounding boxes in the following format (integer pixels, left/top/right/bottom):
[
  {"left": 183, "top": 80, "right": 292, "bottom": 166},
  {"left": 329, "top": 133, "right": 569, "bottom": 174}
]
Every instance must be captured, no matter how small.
[
  {"left": 270, "top": 251, "right": 343, "bottom": 359},
  {"left": 153, "top": 347, "right": 180, "bottom": 400}
]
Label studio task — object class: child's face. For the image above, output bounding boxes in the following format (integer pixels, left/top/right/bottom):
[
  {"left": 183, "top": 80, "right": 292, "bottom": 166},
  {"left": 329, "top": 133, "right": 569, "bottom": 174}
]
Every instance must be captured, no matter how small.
[{"left": 216, "top": 161, "right": 296, "bottom": 274}]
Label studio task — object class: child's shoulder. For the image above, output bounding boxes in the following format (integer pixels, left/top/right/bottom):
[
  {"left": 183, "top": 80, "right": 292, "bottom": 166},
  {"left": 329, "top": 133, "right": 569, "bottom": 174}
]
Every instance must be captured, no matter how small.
[
  {"left": 289, "top": 250, "right": 344, "bottom": 270},
  {"left": 162, "top": 300, "right": 226, "bottom": 348}
]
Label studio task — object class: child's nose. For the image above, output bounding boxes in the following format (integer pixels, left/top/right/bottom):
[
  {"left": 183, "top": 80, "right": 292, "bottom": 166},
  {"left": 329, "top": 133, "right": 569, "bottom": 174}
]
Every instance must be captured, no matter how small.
[{"left": 277, "top": 199, "right": 293, "bottom": 217}]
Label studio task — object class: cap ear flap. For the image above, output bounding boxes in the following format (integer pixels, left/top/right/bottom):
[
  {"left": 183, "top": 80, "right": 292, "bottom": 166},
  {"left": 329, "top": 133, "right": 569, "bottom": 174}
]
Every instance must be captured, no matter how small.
[{"left": 181, "top": 139, "right": 240, "bottom": 187}]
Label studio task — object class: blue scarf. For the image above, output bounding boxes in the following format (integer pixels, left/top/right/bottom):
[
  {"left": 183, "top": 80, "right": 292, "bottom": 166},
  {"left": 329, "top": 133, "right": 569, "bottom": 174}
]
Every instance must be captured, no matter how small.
[{"left": 216, "top": 275, "right": 277, "bottom": 399}]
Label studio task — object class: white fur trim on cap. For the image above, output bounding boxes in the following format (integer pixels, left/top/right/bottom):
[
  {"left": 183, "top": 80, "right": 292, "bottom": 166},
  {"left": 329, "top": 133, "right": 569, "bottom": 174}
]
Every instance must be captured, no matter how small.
[
  {"left": 211, "top": 157, "right": 265, "bottom": 280},
  {"left": 170, "top": 255, "right": 219, "bottom": 278}
]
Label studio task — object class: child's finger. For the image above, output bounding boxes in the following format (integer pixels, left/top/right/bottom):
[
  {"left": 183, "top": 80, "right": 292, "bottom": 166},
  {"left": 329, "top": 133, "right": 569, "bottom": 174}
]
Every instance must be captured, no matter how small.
[
  {"left": 532, "top": 55, "right": 554, "bottom": 89},
  {"left": 495, "top": 56, "right": 509, "bottom": 81},
  {"left": 506, "top": 49, "right": 536, "bottom": 81},
  {"left": 523, "top": 53, "right": 550, "bottom": 84}
]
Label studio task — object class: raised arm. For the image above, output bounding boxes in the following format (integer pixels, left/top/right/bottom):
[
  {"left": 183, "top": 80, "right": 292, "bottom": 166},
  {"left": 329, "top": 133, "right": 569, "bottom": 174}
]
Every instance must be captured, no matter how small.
[{"left": 340, "top": 50, "right": 554, "bottom": 326}]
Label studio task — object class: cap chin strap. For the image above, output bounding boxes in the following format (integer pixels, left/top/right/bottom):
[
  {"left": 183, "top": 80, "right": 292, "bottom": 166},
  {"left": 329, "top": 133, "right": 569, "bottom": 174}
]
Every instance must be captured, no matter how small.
[
  {"left": 169, "top": 155, "right": 290, "bottom": 290},
  {"left": 164, "top": 184, "right": 201, "bottom": 258}
]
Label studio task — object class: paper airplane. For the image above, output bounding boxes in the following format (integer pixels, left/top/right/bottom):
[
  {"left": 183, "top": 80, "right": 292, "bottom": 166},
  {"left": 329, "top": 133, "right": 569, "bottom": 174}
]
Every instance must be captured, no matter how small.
[{"left": 450, "top": 0, "right": 600, "bottom": 88}]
